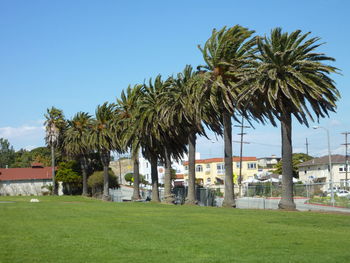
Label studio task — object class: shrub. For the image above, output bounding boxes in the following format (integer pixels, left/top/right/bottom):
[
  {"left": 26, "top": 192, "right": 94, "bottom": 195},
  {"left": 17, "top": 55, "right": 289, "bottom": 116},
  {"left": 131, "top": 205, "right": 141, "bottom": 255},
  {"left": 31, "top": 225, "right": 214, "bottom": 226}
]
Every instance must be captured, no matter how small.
[{"left": 88, "top": 170, "right": 119, "bottom": 196}]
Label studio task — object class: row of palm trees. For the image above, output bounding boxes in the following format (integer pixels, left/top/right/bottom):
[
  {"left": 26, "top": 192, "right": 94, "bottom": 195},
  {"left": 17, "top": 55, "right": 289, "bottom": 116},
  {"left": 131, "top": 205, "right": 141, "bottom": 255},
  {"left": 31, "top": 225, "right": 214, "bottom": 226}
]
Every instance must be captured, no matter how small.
[{"left": 45, "top": 25, "right": 340, "bottom": 209}]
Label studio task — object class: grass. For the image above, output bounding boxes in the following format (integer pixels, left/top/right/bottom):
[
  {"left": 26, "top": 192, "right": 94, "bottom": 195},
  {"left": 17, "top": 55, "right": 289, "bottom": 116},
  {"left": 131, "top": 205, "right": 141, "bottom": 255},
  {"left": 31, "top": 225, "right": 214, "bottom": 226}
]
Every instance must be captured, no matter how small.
[{"left": 1, "top": 196, "right": 350, "bottom": 263}]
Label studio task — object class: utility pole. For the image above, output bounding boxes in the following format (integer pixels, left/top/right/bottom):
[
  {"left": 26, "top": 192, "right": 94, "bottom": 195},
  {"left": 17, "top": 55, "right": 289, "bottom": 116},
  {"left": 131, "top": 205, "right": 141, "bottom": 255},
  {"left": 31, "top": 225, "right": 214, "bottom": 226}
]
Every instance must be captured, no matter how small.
[
  {"left": 234, "top": 116, "right": 250, "bottom": 197},
  {"left": 305, "top": 138, "right": 309, "bottom": 156},
  {"left": 341, "top": 132, "right": 350, "bottom": 189}
]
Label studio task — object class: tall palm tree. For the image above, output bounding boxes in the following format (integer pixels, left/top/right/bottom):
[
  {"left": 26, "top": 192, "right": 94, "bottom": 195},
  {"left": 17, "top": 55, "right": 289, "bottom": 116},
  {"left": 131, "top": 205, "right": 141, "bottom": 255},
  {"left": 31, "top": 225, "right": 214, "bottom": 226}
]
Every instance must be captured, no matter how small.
[
  {"left": 64, "top": 112, "right": 92, "bottom": 196},
  {"left": 117, "top": 84, "right": 144, "bottom": 200},
  {"left": 44, "top": 106, "right": 66, "bottom": 195},
  {"left": 198, "top": 25, "right": 256, "bottom": 207},
  {"left": 165, "top": 66, "right": 222, "bottom": 204},
  {"left": 90, "top": 102, "right": 117, "bottom": 201},
  {"left": 239, "top": 28, "right": 340, "bottom": 210},
  {"left": 134, "top": 76, "right": 188, "bottom": 203}
]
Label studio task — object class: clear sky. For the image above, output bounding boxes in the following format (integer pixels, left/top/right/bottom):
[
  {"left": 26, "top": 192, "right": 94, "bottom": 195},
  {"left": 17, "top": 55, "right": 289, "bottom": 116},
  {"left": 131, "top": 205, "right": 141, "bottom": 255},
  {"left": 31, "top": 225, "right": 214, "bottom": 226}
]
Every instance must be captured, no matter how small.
[{"left": 0, "top": 0, "right": 349, "bottom": 159}]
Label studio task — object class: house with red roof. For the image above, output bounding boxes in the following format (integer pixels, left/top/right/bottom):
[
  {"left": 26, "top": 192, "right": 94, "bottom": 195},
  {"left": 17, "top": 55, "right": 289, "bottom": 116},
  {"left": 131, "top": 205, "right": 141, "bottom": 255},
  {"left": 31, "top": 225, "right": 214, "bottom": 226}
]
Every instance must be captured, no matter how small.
[{"left": 0, "top": 163, "right": 56, "bottom": 196}]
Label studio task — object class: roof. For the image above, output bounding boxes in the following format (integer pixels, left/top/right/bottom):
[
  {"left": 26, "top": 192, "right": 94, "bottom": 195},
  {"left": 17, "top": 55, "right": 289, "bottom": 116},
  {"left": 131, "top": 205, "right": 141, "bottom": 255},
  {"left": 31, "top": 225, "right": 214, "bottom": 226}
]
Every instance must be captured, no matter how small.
[
  {"left": 298, "top": 155, "right": 346, "bottom": 167},
  {"left": 175, "top": 174, "right": 184, "bottom": 179},
  {"left": 183, "top": 157, "right": 257, "bottom": 165},
  {"left": 0, "top": 166, "right": 54, "bottom": 181}
]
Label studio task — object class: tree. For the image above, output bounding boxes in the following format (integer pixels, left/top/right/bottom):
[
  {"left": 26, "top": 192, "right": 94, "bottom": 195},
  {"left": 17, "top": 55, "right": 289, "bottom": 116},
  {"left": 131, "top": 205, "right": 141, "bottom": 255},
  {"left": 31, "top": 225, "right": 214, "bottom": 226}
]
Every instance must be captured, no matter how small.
[
  {"left": 56, "top": 160, "right": 82, "bottom": 195},
  {"left": 116, "top": 84, "right": 144, "bottom": 201},
  {"left": 124, "top": 172, "right": 133, "bottom": 185},
  {"left": 274, "top": 153, "right": 313, "bottom": 178},
  {"left": 136, "top": 76, "right": 188, "bottom": 203},
  {"left": 88, "top": 170, "right": 119, "bottom": 197},
  {"left": 11, "top": 147, "right": 52, "bottom": 168},
  {"left": 0, "top": 138, "right": 15, "bottom": 168},
  {"left": 64, "top": 112, "right": 92, "bottom": 196},
  {"left": 165, "top": 66, "right": 222, "bottom": 205},
  {"left": 239, "top": 28, "right": 340, "bottom": 210},
  {"left": 198, "top": 25, "right": 256, "bottom": 207},
  {"left": 90, "top": 103, "right": 118, "bottom": 201},
  {"left": 44, "top": 107, "right": 66, "bottom": 195}
]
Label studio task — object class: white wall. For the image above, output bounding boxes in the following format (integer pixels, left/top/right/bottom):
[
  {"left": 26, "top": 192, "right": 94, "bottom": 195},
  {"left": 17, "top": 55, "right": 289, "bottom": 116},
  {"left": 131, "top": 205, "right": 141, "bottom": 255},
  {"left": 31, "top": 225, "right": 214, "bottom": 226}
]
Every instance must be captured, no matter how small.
[{"left": 0, "top": 179, "right": 56, "bottom": 196}]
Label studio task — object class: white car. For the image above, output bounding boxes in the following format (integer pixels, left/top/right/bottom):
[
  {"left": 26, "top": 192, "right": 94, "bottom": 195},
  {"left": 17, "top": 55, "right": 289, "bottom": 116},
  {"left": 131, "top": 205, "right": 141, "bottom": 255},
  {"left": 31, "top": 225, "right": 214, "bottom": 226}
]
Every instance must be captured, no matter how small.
[
  {"left": 328, "top": 189, "right": 350, "bottom": 198},
  {"left": 337, "top": 190, "right": 350, "bottom": 198}
]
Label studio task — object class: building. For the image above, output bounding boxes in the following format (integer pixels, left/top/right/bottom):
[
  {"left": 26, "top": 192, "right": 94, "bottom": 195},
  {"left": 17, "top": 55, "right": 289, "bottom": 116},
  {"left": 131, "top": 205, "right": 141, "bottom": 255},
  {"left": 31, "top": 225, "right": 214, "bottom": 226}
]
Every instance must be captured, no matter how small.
[
  {"left": 257, "top": 155, "right": 281, "bottom": 169},
  {"left": 183, "top": 157, "right": 259, "bottom": 186},
  {"left": 138, "top": 152, "right": 200, "bottom": 186},
  {"left": 0, "top": 163, "right": 56, "bottom": 196},
  {"left": 298, "top": 155, "right": 350, "bottom": 184}
]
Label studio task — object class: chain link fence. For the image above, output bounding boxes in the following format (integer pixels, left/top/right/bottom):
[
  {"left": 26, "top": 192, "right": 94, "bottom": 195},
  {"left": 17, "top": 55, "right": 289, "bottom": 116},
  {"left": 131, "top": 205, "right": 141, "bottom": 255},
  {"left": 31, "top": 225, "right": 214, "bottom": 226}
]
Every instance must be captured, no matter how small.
[{"left": 109, "top": 182, "right": 350, "bottom": 211}]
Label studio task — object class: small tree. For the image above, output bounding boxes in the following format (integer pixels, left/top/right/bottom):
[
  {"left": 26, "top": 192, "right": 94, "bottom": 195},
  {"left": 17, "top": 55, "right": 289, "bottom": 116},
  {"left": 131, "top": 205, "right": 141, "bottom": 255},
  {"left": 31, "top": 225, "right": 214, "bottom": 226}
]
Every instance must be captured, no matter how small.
[
  {"left": 88, "top": 170, "right": 119, "bottom": 197},
  {"left": 56, "top": 161, "right": 82, "bottom": 195},
  {"left": 124, "top": 173, "right": 133, "bottom": 185}
]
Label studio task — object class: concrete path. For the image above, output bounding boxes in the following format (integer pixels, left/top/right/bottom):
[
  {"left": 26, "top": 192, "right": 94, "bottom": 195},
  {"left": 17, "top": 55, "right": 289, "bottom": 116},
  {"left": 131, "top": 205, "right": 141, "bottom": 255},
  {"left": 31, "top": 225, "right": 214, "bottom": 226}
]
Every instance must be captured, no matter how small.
[{"left": 236, "top": 197, "right": 350, "bottom": 213}]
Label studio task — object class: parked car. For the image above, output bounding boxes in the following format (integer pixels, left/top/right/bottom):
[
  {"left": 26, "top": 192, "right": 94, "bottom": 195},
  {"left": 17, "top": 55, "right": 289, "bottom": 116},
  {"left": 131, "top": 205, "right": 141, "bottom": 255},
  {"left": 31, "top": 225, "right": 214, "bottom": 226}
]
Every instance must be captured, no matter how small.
[{"left": 327, "top": 189, "right": 350, "bottom": 198}]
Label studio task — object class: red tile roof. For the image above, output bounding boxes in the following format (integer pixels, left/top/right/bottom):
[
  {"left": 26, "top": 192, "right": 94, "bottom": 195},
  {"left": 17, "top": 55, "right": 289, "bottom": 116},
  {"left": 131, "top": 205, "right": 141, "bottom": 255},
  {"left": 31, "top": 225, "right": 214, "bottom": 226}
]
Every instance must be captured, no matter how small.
[
  {"left": 0, "top": 166, "right": 55, "bottom": 181},
  {"left": 183, "top": 157, "right": 257, "bottom": 165},
  {"left": 175, "top": 174, "right": 184, "bottom": 179}
]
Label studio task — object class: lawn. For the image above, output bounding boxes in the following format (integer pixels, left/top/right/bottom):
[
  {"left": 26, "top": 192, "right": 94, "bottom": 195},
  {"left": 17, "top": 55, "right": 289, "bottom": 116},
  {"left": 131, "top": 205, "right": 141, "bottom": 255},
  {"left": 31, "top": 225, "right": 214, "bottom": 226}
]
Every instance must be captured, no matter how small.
[{"left": 1, "top": 196, "right": 350, "bottom": 263}]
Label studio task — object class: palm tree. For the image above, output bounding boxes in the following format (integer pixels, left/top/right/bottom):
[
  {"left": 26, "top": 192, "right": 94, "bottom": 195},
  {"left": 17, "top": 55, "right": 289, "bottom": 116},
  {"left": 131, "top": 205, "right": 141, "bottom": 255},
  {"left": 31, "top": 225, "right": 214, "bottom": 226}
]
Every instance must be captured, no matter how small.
[
  {"left": 239, "top": 28, "right": 340, "bottom": 210},
  {"left": 90, "top": 102, "right": 117, "bottom": 201},
  {"left": 117, "top": 84, "right": 144, "bottom": 200},
  {"left": 44, "top": 107, "right": 66, "bottom": 195},
  {"left": 165, "top": 66, "right": 222, "bottom": 204},
  {"left": 134, "top": 76, "right": 188, "bottom": 203},
  {"left": 64, "top": 112, "right": 92, "bottom": 196},
  {"left": 198, "top": 25, "right": 256, "bottom": 207}
]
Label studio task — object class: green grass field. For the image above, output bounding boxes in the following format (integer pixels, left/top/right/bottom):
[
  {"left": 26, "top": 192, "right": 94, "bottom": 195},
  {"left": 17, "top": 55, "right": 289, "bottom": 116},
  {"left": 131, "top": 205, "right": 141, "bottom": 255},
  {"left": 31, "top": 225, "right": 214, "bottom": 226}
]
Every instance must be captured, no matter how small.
[{"left": 1, "top": 196, "right": 350, "bottom": 263}]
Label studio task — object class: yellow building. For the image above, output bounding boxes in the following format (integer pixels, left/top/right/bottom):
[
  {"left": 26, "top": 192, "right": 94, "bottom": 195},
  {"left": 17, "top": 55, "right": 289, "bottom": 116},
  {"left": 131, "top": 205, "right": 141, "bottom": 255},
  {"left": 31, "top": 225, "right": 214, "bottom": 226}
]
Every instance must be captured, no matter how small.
[{"left": 183, "top": 157, "right": 258, "bottom": 187}]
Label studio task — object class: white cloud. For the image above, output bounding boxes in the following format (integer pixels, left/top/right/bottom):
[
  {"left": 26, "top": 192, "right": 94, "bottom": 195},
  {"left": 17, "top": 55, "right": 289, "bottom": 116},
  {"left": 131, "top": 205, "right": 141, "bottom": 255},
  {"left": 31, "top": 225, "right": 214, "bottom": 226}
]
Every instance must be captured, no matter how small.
[
  {"left": 0, "top": 124, "right": 45, "bottom": 150},
  {"left": 0, "top": 125, "right": 45, "bottom": 139}
]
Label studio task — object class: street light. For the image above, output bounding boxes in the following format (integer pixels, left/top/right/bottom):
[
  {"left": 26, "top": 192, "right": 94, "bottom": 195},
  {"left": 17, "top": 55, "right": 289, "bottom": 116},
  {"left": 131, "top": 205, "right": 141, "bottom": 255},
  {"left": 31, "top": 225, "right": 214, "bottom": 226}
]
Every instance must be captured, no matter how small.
[{"left": 313, "top": 126, "right": 335, "bottom": 206}]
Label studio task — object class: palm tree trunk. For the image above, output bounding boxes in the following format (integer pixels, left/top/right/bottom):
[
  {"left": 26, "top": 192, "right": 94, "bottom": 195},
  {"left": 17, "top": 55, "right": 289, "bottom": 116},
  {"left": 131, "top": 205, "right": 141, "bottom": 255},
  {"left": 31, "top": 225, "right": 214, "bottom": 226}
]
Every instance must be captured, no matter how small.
[
  {"left": 81, "top": 155, "right": 88, "bottom": 196},
  {"left": 278, "top": 112, "right": 296, "bottom": 210},
  {"left": 51, "top": 144, "right": 57, "bottom": 195},
  {"left": 163, "top": 148, "right": 174, "bottom": 204},
  {"left": 185, "top": 132, "right": 196, "bottom": 205},
  {"left": 101, "top": 150, "right": 110, "bottom": 201},
  {"left": 222, "top": 111, "right": 235, "bottom": 208},
  {"left": 132, "top": 149, "right": 141, "bottom": 200},
  {"left": 150, "top": 153, "right": 160, "bottom": 202}
]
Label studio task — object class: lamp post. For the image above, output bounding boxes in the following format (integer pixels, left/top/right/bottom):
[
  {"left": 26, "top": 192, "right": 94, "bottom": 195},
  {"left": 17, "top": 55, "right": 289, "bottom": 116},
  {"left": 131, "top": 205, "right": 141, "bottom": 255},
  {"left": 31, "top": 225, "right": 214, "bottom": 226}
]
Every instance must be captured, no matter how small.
[{"left": 313, "top": 126, "right": 334, "bottom": 206}]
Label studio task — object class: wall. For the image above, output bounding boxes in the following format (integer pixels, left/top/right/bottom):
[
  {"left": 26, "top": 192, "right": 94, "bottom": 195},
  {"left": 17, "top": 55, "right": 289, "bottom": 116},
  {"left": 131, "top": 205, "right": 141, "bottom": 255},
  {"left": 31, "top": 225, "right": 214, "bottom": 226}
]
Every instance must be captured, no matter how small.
[{"left": 0, "top": 179, "right": 54, "bottom": 196}]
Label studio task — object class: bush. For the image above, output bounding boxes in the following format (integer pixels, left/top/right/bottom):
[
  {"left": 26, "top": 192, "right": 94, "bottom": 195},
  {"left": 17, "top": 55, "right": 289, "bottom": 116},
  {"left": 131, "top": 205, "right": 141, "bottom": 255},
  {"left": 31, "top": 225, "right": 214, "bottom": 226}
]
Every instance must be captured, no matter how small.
[
  {"left": 56, "top": 160, "right": 82, "bottom": 195},
  {"left": 88, "top": 170, "right": 119, "bottom": 196}
]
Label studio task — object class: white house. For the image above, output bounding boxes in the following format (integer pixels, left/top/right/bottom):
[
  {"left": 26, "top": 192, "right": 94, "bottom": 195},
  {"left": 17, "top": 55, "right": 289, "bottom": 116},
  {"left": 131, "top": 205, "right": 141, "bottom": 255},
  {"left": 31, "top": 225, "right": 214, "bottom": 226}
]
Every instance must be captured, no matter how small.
[
  {"left": 258, "top": 155, "right": 281, "bottom": 169},
  {"left": 138, "top": 152, "right": 200, "bottom": 186},
  {"left": 298, "top": 155, "right": 350, "bottom": 185},
  {"left": 0, "top": 163, "right": 58, "bottom": 196}
]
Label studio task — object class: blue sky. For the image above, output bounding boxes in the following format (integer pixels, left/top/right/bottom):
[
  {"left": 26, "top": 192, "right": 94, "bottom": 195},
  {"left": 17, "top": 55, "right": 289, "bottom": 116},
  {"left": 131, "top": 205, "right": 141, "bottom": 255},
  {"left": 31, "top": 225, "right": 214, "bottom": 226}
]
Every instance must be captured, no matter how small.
[{"left": 0, "top": 0, "right": 349, "bottom": 158}]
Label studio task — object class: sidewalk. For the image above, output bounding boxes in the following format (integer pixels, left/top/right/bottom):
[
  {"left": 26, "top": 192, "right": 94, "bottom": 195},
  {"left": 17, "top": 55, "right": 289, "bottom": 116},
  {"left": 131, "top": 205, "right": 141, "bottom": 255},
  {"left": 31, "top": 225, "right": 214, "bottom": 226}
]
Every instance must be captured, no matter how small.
[{"left": 236, "top": 197, "right": 350, "bottom": 213}]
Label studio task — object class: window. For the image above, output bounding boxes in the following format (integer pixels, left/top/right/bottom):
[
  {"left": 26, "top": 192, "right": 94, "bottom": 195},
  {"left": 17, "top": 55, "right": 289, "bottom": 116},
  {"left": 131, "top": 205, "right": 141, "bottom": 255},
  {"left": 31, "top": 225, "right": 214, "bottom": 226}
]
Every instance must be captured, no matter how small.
[
  {"left": 207, "top": 178, "right": 211, "bottom": 183},
  {"left": 339, "top": 167, "right": 344, "bottom": 172},
  {"left": 196, "top": 165, "right": 203, "bottom": 172},
  {"left": 206, "top": 164, "right": 210, "bottom": 169},
  {"left": 236, "top": 163, "right": 240, "bottom": 168},
  {"left": 247, "top": 163, "right": 257, "bottom": 169},
  {"left": 217, "top": 163, "right": 224, "bottom": 171},
  {"left": 185, "top": 165, "right": 188, "bottom": 170}
]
